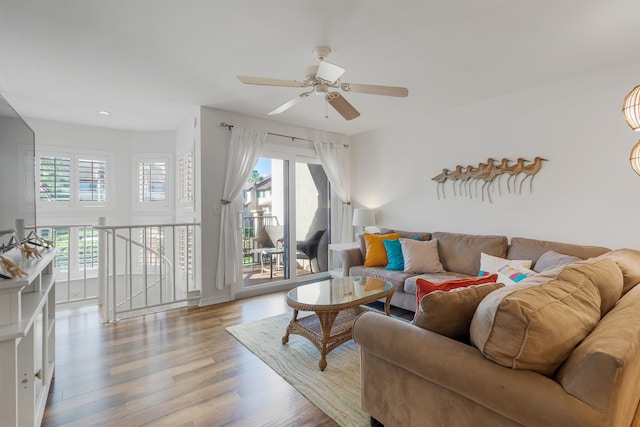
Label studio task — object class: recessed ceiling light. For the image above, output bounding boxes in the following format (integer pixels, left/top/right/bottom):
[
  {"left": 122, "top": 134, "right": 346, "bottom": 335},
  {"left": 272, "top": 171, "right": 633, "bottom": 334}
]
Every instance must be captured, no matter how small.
[{"left": 97, "top": 110, "right": 111, "bottom": 116}]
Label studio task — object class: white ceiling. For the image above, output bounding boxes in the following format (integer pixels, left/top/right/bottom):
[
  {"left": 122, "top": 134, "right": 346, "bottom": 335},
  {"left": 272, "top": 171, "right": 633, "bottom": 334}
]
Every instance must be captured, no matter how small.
[{"left": 1, "top": 0, "right": 639, "bottom": 136}]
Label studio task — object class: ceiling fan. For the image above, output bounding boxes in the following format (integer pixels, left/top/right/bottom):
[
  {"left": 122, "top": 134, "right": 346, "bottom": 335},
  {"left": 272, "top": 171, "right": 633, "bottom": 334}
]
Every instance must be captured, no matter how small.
[{"left": 237, "top": 46, "right": 409, "bottom": 121}]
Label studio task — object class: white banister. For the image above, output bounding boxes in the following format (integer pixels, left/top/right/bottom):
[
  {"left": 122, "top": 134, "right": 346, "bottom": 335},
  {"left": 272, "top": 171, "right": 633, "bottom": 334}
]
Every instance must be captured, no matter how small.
[
  {"left": 93, "top": 222, "right": 201, "bottom": 322},
  {"left": 98, "top": 216, "right": 107, "bottom": 319}
]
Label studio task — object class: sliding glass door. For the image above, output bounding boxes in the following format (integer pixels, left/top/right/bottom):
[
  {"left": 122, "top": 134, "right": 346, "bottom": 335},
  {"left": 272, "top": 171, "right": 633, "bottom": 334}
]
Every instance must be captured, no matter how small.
[
  {"left": 242, "top": 152, "right": 329, "bottom": 288},
  {"left": 242, "top": 157, "right": 289, "bottom": 286},
  {"left": 294, "top": 161, "right": 329, "bottom": 276}
]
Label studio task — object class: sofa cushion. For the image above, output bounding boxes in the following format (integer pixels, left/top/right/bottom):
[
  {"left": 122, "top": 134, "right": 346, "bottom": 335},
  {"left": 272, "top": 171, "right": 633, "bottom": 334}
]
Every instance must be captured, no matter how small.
[
  {"left": 470, "top": 267, "right": 602, "bottom": 376},
  {"left": 401, "top": 238, "right": 445, "bottom": 274},
  {"left": 378, "top": 228, "right": 432, "bottom": 241},
  {"left": 556, "top": 284, "right": 640, "bottom": 415},
  {"left": 432, "top": 232, "right": 508, "bottom": 276},
  {"left": 415, "top": 274, "right": 499, "bottom": 307},
  {"left": 404, "top": 272, "right": 471, "bottom": 296},
  {"left": 479, "top": 252, "right": 532, "bottom": 276},
  {"left": 533, "top": 250, "right": 580, "bottom": 273},
  {"left": 557, "top": 258, "right": 623, "bottom": 316},
  {"left": 363, "top": 233, "right": 401, "bottom": 267},
  {"left": 507, "top": 237, "right": 609, "bottom": 269},
  {"left": 413, "top": 282, "right": 504, "bottom": 339},
  {"left": 349, "top": 265, "right": 413, "bottom": 293}
]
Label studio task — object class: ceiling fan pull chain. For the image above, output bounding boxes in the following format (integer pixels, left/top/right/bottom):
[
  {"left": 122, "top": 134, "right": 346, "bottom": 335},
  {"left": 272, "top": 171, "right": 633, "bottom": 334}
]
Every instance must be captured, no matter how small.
[{"left": 325, "top": 98, "right": 329, "bottom": 119}]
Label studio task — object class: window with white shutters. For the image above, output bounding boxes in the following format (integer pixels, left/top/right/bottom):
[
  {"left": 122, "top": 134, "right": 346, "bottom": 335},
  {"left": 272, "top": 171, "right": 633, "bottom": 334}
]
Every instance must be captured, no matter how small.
[
  {"left": 37, "top": 150, "right": 110, "bottom": 207},
  {"left": 78, "top": 158, "right": 106, "bottom": 202},
  {"left": 138, "top": 161, "right": 167, "bottom": 203},
  {"left": 39, "top": 156, "right": 71, "bottom": 202},
  {"left": 178, "top": 151, "right": 193, "bottom": 204}
]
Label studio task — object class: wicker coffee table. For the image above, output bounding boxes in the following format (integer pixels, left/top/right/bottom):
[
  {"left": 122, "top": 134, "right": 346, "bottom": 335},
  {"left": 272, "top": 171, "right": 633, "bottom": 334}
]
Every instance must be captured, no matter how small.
[{"left": 282, "top": 276, "right": 394, "bottom": 371}]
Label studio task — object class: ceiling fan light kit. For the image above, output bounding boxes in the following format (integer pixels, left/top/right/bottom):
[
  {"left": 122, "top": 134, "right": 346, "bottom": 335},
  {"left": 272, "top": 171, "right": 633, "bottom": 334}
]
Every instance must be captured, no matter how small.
[{"left": 237, "top": 46, "right": 408, "bottom": 121}]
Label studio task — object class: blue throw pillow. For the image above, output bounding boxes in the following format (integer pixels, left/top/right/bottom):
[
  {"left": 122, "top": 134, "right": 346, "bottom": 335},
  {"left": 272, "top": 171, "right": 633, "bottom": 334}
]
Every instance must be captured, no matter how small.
[{"left": 383, "top": 239, "right": 404, "bottom": 270}]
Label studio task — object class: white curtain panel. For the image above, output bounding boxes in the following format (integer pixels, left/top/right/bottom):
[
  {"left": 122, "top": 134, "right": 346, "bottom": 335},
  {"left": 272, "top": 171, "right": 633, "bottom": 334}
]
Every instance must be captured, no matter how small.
[
  {"left": 215, "top": 127, "right": 266, "bottom": 291},
  {"left": 313, "top": 132, "right": 353, "bottom": 244}
]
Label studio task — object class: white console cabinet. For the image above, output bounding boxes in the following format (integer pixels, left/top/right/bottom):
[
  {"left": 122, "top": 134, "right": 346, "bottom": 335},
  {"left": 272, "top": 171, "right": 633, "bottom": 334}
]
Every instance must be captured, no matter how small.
[{"left": 0, "top": 248, "right": 57, "bottom": 427}]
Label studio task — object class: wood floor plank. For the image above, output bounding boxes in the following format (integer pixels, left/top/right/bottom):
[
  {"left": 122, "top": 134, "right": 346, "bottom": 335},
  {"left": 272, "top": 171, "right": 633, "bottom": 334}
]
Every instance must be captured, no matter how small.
[{"left": 43, "top": 292, "right": 339, "bottom": 427}]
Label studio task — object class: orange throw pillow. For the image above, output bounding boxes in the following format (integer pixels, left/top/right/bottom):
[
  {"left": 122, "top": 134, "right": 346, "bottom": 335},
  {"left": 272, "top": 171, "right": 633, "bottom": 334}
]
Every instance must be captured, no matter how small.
[
  {"left": 363, "top": 233, "right": 401, "bottom": 267},
  {"left": 416, "top": 274, "right": 499, "bottom": 306}
]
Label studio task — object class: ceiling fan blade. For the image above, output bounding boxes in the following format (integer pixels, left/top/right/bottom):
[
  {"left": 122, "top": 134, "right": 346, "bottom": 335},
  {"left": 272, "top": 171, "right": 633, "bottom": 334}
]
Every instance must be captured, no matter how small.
[
  {"left": 268, "top": 92, "right": 311, "bottom": 115},
  {"left": 340, "top": 82, "right": 408, "bottom": 97},
  {"left": 316, "top": 61, "right": 345, "bottom": 84},
  {"left": 237, "top": 75, "right": 306, "bottom": 88},
  {"left": 325, "top": 92, "right": 360, "bottom": 121}
]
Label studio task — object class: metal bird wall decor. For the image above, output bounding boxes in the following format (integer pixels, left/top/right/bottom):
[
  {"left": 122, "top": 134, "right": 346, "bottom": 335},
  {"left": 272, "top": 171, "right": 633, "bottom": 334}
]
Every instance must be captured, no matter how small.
[{"left": 431, "top": 157, "right": 547, "bottom": 203}]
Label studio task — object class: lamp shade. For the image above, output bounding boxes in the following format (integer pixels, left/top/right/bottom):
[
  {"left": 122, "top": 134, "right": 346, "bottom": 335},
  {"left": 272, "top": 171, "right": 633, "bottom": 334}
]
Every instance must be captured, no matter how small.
[
  {"left": 352, "top": 208, "right": 375, "bottom": 227},
  {"left": 623, "top": 85, "right": 640, "bottom": 131},
  {"left": 630, "top": 140, "right": 640, "bottom": 175}
]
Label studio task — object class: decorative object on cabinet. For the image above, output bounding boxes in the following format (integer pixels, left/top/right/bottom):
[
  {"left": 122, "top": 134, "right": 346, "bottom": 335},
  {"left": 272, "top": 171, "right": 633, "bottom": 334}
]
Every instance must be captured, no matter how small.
[
  {"left": 21, "top": 243, "right": 42, "bottom": 260},
  {"left": 0, "top": 255, "right": 26, "bottom": 278},
  {"left": 1, "top": 231, "right": 54, "bottom": 257},
  {"left": 431, "top": 157, "right": 547, "bottom": 203}
]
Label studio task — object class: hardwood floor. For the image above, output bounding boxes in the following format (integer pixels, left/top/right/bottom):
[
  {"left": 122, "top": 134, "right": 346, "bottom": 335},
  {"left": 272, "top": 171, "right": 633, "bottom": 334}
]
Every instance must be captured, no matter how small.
[{"left": 43, "top": 292, "right": 338, "bottom": 427}]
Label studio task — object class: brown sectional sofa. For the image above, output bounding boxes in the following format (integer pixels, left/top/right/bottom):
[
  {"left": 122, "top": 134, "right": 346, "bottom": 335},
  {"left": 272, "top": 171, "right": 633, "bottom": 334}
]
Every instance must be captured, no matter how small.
[
  {"left": 350, "top": 230, "right": 640, "bottom": 426},
  {"left": 341, "top": 229, "right": 610, "bottom": 312}
]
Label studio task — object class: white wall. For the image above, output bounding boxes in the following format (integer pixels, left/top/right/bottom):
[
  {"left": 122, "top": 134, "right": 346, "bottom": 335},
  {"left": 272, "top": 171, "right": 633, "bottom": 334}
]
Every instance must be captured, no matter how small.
[
  {"left": 351, "top": 60, "right": 640, "bottom": 250},
  {"left": 26, "top": 118, "right": 176, "bottom": 226}
]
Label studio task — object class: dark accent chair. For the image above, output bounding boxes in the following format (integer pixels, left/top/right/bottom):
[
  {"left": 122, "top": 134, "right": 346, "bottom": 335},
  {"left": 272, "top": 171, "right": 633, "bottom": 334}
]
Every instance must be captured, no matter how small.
[{"left": 296, "top": 229, "right": 326, "bottom": 273}]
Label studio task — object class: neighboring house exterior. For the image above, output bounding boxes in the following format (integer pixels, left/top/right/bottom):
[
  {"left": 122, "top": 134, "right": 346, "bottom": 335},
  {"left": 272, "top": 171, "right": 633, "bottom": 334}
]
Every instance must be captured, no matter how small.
[{"left": 243, "top": 175, "right": 272, "bottom": 217}]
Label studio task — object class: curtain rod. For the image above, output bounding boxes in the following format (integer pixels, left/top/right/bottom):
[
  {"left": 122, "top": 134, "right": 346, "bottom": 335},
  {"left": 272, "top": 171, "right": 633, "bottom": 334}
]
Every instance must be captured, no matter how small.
[{"left": 219, "top": 122, "right": 348, "bottom": 148}]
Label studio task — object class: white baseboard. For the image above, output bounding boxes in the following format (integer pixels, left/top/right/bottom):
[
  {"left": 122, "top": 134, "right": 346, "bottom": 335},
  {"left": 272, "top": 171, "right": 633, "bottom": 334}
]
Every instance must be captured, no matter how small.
[{"left": 198, "top": 295, "right": 231, "bottom": 306}]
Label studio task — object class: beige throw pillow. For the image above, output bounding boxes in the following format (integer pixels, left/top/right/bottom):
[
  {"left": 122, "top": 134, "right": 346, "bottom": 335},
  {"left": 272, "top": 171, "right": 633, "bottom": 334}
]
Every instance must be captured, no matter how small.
[
  {"left": 470, "top": 270, "right": 602, "bottom": 376},
  {"left": 400, "top": 238, "right": 445, "bottom": 274},
  {"left": 412, "top": 282, "right": 504, "bottom": 339}
]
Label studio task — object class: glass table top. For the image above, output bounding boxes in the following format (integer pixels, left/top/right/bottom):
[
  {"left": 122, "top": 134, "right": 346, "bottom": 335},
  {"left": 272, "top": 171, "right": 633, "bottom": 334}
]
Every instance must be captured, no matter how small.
[
  {"left": 261, "top": 247, "right": 284, "bottom": 254},
  {"left": 287, "top": 276, "right": 392, "bottom": 306}
]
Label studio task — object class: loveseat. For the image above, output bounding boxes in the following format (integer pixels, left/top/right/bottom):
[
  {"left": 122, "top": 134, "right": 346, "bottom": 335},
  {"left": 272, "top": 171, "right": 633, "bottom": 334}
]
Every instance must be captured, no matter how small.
[
  {"left": 341, "top": 229, "right": 610, "bottom": 312},
  {"left": 352, "top": 242, "right": 640, "bottom": 426}
]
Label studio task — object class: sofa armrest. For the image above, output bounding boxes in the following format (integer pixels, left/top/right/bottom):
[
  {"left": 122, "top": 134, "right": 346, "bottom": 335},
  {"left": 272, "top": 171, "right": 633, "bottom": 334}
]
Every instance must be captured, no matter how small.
[
  {"left": 340, "top": 247, "right": 363, "bottom": 277},
  {"left": 353, "top": 312, "right": 603, "bottom": 427}
]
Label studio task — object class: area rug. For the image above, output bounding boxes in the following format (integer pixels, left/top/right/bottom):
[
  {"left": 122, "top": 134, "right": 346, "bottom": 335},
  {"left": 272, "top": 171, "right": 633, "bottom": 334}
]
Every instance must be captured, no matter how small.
[{"left": 226, "top": 313, "right": 369, "bottom": 427}]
